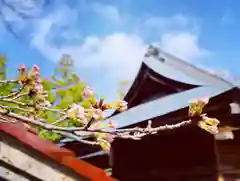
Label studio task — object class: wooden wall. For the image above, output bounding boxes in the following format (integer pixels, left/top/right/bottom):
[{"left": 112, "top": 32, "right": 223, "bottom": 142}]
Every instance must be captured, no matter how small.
[
  {"left": 217, "top": 130, "right": 240, "bottom": 180},
  {"left": 111, "top": 124, "right": 218, "bottom": 181}
]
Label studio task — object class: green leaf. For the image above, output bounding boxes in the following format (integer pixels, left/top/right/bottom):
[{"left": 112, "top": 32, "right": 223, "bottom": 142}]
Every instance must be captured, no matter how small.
[
  {"left": 42, "top": 79, "right": 56, "bottom": 91},
  {"left": 72, "top": 73, "right": 79, "bottom": 82},
  {"left": 56, "top": 79, "right": 67, "bottom": 86},
  {"left": 39, "top": 130, "right": 61, "bottom": 142},
  {"left": 48, "top": 92, "right": 56, "bottom": 103}
]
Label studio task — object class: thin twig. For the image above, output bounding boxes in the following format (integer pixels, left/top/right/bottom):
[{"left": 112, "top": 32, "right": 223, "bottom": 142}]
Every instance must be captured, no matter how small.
[
  {"left": 84, "top": 118, "right": 95, "bottom": 130},
  {"left": 114, "top": 120, "right": 193, "bottom": 134},
  {"left": 0, "top": 105, "right": 33, "bottom": 113},
  {"left": 0, "top": 110, "right": 85, "bottom": 131},
  {"left": 0, "top": 114, "right": 17, "bottom": 123},
  {"left": 0, "top": 80, "right": 18, "bottom": 84},
  {"left": 38, "top": 106, "right": 65, "bottom": 115},
  {"left": 12, "top": 92, "right": 29, "bottom": 100},
  {"left": 53, "top": 130, "right": 99, "bottom": 146},
  {"left": 50, "top": 116, "right": 68, "bottom": 125},
  {"left": 40, "top": 116, "right": 68, "bottom": 134},
  {"left": 0, "top": 98, "right": 32, "bottom": 106}
]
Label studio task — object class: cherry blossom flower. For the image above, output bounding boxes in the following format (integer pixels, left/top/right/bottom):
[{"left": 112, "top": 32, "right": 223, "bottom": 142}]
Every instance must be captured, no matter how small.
[
  {"left": 197, "top": 116, "right": 220, "bottom": 135},
  {"left": 67, "top": 104, "right": 87, "bottom": 122},
  {"left": 202, "top": 116, "right": 220, "bottom": 126},
  {"left": 116, "top": 100, "right": 128, "bottom": 112},
  {"left": 92, "top": 108, "right": 102, "bottom": 120},
  {"left": 83, "top": 86, "right": 94, "bottom": 99},
  {"left": 189, "top": 97, "right": 210, "bottom": 117}
]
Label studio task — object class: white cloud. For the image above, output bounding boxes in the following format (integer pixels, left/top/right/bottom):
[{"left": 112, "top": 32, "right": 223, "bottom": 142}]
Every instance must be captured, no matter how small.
[
  {"left": 31, "top": 4, "right": 80, "bottom": 60},
  {"left": 31, "top": 17, "right": 62, "bottom": 60},
  {"left": 33, "top": 30, "right": 147, "bottom": 80},
  {"left": 31, "top": 3, "right": 211, "bottom": 84},
  {"left": 91, "top": 3, "right": 122, "bottom": 24},
  {"left": 159, "top": 32, "right": 210, "bottom": 61}
]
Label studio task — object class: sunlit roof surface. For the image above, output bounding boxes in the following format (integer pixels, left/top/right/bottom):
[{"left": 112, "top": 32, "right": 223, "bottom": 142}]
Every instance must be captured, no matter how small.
[
  {"left": 144, "top": 56, "right": 204, "bottom": 85},
  {"left": 105, "top": 86, "right": 233, "bottom": 128}
]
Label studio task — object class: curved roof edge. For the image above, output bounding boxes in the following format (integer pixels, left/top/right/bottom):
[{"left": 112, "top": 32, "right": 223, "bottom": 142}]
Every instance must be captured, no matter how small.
[
  {"left": 123, "top": 45, "right": 234, "bottom": 105},
  {"left": 146, "top": 45, "right": 234, "bottom": 88},
  {"left": 143, "top": 57, "right": 204, "bottom": 86}
]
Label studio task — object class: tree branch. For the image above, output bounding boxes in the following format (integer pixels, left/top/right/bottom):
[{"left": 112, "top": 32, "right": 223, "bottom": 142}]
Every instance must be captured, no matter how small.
[
  {"left": 0, "top": 109, "right": 196, "bottom": 137},
  {"left": 0, "top": 98, "right": 31, "bottom": 106},
  {"left": 0, "top": 79, "right": 18, "bottom": 84},
  {"left": 0, "top": 105, "right": 33, "bottom": 113},
  {"left": 38, "top": 106, "right": 66, "bottom": 115},
  {"left": 53, "top": 130, "right": 99, "bottom": 146}
]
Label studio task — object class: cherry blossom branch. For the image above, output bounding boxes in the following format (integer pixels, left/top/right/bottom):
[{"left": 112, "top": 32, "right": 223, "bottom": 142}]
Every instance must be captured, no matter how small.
[
  {"left": 0, "top": 110, "right": 85, "bottom": 132},
  {"left": 53, "top": 130, "right": 99, "bottom": 146},
  {"left": 38, "top": 106, "right": 66, "bottom": 115},
  {"left": 0, "top": 62, "right": 220, "bottom": 153},
  {"left": 0, "top": 108, "right": 195, "bottom": 136},
  {"left": 0, "top": 94, "right": 220, "bottom": 153}
]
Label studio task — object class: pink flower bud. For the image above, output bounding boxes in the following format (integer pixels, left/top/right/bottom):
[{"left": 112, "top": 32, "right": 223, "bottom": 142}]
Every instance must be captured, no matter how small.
[
  {"left": 108, "top": 120, "right": 117, "bottom": 128},
  {"left": 33, "top": 65, "right": 40, "bottom": 72},
  {"left": 19, "top": 64, "right": 26, "bottom": 72}
]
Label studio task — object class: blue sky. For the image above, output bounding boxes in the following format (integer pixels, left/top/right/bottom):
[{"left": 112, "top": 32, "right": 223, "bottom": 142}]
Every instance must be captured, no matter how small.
[{"left": 0, "top": 0, "right": 239, "bottom": 101}]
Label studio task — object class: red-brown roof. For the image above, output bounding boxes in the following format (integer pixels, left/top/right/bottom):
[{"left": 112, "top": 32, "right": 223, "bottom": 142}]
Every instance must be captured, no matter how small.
[{"left": 0, "top": 122, "right": 117, "bottom": 181}]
